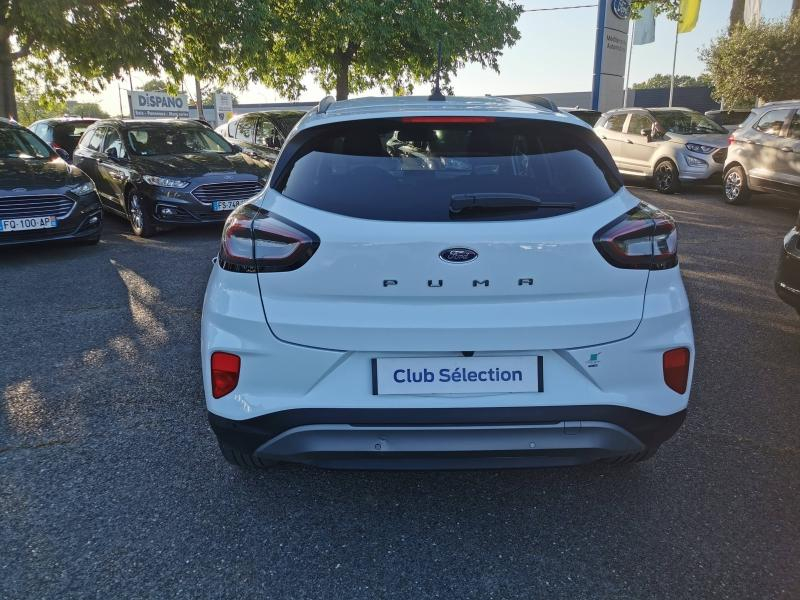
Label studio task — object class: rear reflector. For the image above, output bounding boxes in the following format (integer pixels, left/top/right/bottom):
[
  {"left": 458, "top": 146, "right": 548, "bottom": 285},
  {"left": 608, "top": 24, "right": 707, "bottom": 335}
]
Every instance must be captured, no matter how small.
[
  {"left": 663, "top": 348, "right": 690, "bottom": 394},
  {"left": 400, "top": 116, "right": 496, "bottom": 123},
  {"left": 211, "top": 352, "right": 241, "bottom": 399}
]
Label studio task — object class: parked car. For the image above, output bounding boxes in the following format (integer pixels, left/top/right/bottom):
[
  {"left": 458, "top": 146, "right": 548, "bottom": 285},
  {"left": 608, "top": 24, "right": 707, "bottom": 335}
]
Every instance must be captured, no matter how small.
[
  {"left": 705, "top": 109, "right": 753, "bottom": 133},
  {"left": 562, "top": 107, "right": 602, "bottom": 127},
  {"left": 215, "top": 110, "right": 306, "bottom": 166},
  {"left": 73, "top": 119, "right": 271, "bottom": 237},
  {"left": 776, "top": 211, "right": 800, "bottom": 317},
  {"left": 28, "top": 117, "right": 97, "bottom": 162},
  {"left": 594, "top": 107, "right": 730, "bottom": 193},
  {"left": 0, "top": 118, "right": 102, "bottom": 246},
  {"left": 722, "top": 100, "right": 800, "bottom": 205},
  {"left": 202, "top": 95, "right": 694, "bottom": 471}
]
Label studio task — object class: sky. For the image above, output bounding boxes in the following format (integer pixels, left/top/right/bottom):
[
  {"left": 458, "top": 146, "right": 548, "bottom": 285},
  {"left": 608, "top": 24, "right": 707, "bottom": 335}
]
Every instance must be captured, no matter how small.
[{"left": 80, "top": 0, "right": 795, "bottom": 115}]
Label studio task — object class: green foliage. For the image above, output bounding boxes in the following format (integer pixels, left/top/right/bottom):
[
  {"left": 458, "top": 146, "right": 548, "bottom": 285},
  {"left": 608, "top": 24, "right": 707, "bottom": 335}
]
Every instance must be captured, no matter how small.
[
  {"left": 632, "top": 73, "right": 712, "bottom": 90},
  {"left": 702, "top": 16, "right": 800, "bottom": 106},
  {"left": 15, "top": 97, "right": 108, "bottom": 125},
  {"left": 630, "top": 1, "right": 680, "bottom": 20},
  {"left": 245, "top": 0, "right": 524, "bottom": 100}
]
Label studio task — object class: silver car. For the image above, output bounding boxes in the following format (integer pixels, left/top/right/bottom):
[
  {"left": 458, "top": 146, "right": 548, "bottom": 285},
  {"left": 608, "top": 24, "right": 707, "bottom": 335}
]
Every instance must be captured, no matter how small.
[
  {"left": 595, "top": 107, "right": 730, "bottom": 194},
  {"left": 723, "top": 100, "right": 800, "bottom": 205}
]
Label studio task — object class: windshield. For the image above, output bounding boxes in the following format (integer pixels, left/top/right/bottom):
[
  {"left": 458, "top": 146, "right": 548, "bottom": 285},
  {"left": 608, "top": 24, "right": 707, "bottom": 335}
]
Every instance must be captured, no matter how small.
[
  {"left": 126, "top": 126, "right": 233, "bottom": 156},
  {"left": 274, "top": 118, "right": 622, "bottom": 222},
  {"left": 0, "top": 127, "right": 54, "bottom": 159},
  {"left": 651, "top": 110, "right": 727, "bottom": 135}
]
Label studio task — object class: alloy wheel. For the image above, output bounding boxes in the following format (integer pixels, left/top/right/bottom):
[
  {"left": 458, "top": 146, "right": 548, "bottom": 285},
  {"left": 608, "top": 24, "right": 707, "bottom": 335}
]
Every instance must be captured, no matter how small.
[
  {"left": 725, "top": 171, "right": 742, "bottom": 201},
  {"left": 129, "top": 193, "right": 144, "bottom": 232}
]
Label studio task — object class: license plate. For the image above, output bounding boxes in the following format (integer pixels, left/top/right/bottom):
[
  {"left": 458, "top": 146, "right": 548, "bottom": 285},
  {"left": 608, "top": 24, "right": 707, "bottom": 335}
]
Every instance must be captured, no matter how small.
[
  {"left": 0, "top": 216, "right": 58, "bottom": 232},
  {"left": 212, "top": 200, "right": 243, "bottom": 211},
  {"left": 372, "top": 356, "right": 543, "bottom": 395}
]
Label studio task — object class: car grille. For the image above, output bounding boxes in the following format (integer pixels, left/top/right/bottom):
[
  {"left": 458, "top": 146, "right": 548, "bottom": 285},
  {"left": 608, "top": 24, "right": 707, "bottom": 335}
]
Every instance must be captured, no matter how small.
[
  {"left": 191, "top": 181, "right": 264, "bottom": 204},
  {"left": 0, "top": 195, "right": 75, "bottom": 220},
  {"left": 712, "top": 148, "right": 727, "bottom": 164}
]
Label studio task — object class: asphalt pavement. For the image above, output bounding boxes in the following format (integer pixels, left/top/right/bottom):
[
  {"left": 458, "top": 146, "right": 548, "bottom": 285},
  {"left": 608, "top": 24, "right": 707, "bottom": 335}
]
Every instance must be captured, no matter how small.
[{"left": 1, "top": 186, "right": 799, "bottom": 600}]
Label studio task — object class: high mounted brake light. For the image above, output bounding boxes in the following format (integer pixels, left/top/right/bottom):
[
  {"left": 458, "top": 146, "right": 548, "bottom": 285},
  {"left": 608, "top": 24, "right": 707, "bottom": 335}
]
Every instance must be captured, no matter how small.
[
  {"left": 218, "top": 203, "right": 319, "bottom": 273},
  {"left": 593, "top": 203, "right": 678, "bottom": 270},
  {"left": 400, "top": 116, "right": 496, "bottom": 123}
]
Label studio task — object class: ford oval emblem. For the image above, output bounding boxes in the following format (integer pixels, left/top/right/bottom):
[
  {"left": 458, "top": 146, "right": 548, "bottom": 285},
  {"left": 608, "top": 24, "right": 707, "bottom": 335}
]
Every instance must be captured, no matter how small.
[{"left": 439, "top": 248, "right": 478, "bottom": 263}]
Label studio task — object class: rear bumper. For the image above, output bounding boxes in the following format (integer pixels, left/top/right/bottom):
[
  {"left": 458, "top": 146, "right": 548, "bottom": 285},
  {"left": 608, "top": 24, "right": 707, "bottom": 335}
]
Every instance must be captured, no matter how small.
[{"left": 209, "top": 406, "right": 686, "bottom": 470}]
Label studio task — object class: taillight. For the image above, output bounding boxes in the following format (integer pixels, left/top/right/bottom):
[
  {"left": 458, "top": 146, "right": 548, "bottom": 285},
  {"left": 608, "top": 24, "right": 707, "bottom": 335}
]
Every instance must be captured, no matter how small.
[
  {"left": 663, "top": 348, "right": 690, "bottom": 394},
  {"left": 400, "top": 116, "right": 496, "bottom": 123},
  {"left": 218, "top": 203, "right": 319, "bottom": 273},
  {"left": 593, "top": 203, "right": 678, "bottom": 270},
  {"left": 211, "top": 352, "right": 240, "bottom": 398},
  {"left": 727, "top": 135, "right": 735, "bottom": 145}
]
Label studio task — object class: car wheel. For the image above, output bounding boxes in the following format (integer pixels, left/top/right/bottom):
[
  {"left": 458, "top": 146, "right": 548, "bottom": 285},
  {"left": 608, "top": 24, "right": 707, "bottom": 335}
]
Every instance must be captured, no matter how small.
[
  {"left": 126, "top": 190, "right": 155, "bottom": 237},
  {"left": 654, "top": 159, "right": 680, "bottom": 194},
  {"left": 219, "top": 443, "right": 276, "bottom": 469},
  {"left": 723, "top": 166, "right": 751, "bottom": 205}
]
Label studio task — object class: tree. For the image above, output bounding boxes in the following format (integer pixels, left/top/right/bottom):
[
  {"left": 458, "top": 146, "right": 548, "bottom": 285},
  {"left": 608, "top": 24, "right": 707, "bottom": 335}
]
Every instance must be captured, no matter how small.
[
  {"left": 142, "top": 78, "right": 169, "bottom": 92},
  {"left": 631, "top": 1, "right": 680, "bottom": 20},
  {"left": 729, "top": 0, "right": 745, "bottom": 32},
  {"left": 702, "top": 16, "right": 800, "bottom": 107},
  {"left": 15, "top": 98, "right": 108, "bottom": 125},
  {"left": 68, "top": 102, "right": 110, "bottom": 118},
  {"left": 247, "top": 0, "right": 523, "bottom": 101},
  {"left": 0, "top": 0, "right": 175, "bottom": 120},
  {"left": 632, "top": 73, "right": 711, "bottom": 89}
]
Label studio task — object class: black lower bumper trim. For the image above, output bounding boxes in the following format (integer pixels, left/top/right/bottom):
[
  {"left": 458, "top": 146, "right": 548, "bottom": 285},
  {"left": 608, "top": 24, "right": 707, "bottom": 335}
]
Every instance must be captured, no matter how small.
[{"left": 208, "top": 405, "right": 687, "bottom": 458}]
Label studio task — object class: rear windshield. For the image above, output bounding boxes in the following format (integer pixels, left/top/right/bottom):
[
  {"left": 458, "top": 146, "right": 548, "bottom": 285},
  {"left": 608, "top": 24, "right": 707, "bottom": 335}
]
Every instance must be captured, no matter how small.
[
  {"left": 53, "top": 121, "right": 94, "bottom": 152},
  {"left": 273, "top": 118, "right": 622, "bottom": 221}
]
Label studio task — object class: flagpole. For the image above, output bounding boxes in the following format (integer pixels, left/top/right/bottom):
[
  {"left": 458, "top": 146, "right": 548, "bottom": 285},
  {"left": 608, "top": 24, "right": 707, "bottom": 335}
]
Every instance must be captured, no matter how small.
[
  {"left": 623, "top": 24, "right": 634, "bottom": 108},
  {"left": 669, "top": 20, "right": 679, "bottom": 107}
]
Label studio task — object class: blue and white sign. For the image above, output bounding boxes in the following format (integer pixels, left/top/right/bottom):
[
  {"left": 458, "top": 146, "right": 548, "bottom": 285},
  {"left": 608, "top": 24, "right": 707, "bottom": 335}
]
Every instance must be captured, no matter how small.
[
  {"left": 129, "top": 91, "right": 190, "bottom": 119},
  {"left": 592, "top": 0, "right": 631, "bottom": 112},
  {"left": 373, "top": 356, "right": 542, "bottom": 395},
  {"left": 611, "top": 0, "right": 631, "bottom": 19}
]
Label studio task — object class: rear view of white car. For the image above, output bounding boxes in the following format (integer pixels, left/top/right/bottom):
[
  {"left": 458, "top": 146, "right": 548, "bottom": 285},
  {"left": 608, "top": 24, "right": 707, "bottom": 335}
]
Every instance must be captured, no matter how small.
[{"left": 201, "top": 96, "right": 694, "bottom": 470}]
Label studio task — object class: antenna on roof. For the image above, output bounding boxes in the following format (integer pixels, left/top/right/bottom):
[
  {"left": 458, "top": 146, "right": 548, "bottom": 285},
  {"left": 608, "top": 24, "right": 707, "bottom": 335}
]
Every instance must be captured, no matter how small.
[
  {"left": 318, "top": 95, "right": 335, "bottom": 114},
  {"left": 429, "top": 41, "right": 445, "bottom": 101}
]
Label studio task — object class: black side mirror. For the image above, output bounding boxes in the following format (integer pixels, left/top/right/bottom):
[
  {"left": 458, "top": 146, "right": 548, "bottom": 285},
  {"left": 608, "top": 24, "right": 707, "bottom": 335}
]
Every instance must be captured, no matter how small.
[
  {"left": 55, "top": 147, "right": 70, "bottom": 161},
  {"left": 106, "top": 147, "right": 118, "bottom": 159},
  {"left": 231, "top": 144, "right": 243, "bottom": 153}
]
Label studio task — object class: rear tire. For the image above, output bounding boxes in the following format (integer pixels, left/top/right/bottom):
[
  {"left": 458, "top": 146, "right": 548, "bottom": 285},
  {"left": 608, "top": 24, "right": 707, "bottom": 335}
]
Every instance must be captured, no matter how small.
[
  {"left": 723, "top": 165, "right": 751, "bottom": 205},
  {"left": 219, "top": 443, "right": 276, "bottom": 469},
  {"left": 653, "top": 159, "right": 680, "bottom": 194},
  {"left": 126, "top": 189, "right": 155, "bottom": 238}
]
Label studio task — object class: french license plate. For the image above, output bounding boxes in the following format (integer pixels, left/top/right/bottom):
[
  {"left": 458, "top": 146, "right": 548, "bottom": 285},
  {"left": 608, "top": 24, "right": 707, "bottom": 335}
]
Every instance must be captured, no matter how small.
[
  {"left": 372, "top": 356, "right": 543, "bottom": 395},
  {"left": 212, "top": 200, "right": 243, "bottom": 211},
  {"left": 0, "top": 216, "right": 58, "bottom": 232}
]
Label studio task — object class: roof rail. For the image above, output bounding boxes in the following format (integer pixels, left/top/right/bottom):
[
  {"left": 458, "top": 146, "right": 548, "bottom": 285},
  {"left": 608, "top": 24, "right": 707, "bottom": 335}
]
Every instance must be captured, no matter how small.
[
  {"left": 318, "top": 96, "right": 336, "bottom": 114},
  {"left": 525, "top": 95, "right": 559, "bottom": 112}
]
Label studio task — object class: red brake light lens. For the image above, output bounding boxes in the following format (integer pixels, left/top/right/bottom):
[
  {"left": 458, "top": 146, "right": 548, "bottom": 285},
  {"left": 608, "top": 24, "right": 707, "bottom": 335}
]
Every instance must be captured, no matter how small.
[
  {"left": 663, "top": 348, "right": 690, "bottom": 394},
  {"left": 400, "top": 116, "right": 496, "bottom": 123},
  {"left": 211, "top": 352, "right": 240, "bottom": 398},
  {"left": 218, "top": 203, "right": 319, "bottom": 273},
  {"left": 593, "top": 203, "right": 678, "bottom": 270}
]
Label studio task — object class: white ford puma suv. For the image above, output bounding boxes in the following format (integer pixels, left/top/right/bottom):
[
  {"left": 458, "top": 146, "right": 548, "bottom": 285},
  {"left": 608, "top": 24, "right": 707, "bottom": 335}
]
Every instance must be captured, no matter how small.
[{"left": 201, "top": 96, "right": 694, "bottom": 470}]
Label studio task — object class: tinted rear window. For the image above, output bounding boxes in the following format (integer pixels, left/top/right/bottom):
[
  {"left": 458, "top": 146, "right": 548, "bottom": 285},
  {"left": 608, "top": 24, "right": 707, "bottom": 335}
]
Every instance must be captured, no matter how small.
[{"left": 273, "top": 118, "right": 622, "bottom": 222}]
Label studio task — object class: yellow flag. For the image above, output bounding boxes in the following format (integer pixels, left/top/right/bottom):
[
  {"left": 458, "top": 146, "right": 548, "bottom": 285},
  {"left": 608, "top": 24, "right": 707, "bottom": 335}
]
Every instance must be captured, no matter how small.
[{"left": 678, "top": 0, "right": 702, "bottom": 33}]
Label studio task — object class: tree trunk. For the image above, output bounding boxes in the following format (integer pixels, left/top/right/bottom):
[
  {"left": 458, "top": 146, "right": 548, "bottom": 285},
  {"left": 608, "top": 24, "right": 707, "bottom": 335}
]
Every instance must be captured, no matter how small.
[
  {"left": 0, "top": 36, "right": 18, "bottom": 121},
  {"left": 334, "top": 56, "right": 350, "bottom": 101},
  {"left": 729, "top": 0, "right": 745, "bottom": 33},
  {"left": 194, "top": 76, "right": 205, "bottom": 121},
  {"left": 793, "top": 0, "right": 799, "bottom": 16}
]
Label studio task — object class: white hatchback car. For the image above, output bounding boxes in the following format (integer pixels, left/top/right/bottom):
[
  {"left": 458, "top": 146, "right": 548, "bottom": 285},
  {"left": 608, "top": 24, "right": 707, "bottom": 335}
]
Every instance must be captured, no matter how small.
[{"left": 201, "top": 96, "right": 694, "bottom": 470}]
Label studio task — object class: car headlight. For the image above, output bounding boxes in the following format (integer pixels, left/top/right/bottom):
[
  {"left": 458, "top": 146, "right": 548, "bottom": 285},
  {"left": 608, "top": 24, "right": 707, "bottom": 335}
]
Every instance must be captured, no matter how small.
[
  {"left": 685, "top": 143, "right": 716, "bottom": 154},
  {"left": 142, "top": 175, "right": 190, "bottom": 188},
  {"left": 70, "top": 180, "right": 95, "bottom": 195},
  {"left": 685, "top": 155, "right": 707, "bottom": 167}
]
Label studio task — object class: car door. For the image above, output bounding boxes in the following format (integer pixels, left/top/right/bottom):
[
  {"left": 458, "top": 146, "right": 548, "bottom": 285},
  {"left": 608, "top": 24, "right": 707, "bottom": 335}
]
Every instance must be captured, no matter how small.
[
  {"left": 253, "top": 117, "right": 282, "bottom": 165},
  {"left": 96, "top": 127, "right": 129, "bottom": 209},
  {"left": 73, "top": 126, "right": 106, "bottom": 194},
  {"left": 234, "top": 115, "right": 258, "bottom": 155},
  {"left": 779, "top": 110, "right": 800, "bottom": 193},
  {"left": 622, "top": 112, "right": 657, "bottom": 176},
  {"left": 596, "top": 113, "right": 629, "bottom": 172},
  {"left": 748, "top": 108, "right": 793, "bottom": 193}
]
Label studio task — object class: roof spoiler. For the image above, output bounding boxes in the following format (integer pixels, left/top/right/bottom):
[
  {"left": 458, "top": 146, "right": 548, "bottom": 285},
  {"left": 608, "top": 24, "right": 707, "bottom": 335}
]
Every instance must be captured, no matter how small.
[
  {"left": 525, "top": 96, "right": 560, "bottom": 112},
  {"left": 317, "top": 96, "right": 336, "bottom": 114}
]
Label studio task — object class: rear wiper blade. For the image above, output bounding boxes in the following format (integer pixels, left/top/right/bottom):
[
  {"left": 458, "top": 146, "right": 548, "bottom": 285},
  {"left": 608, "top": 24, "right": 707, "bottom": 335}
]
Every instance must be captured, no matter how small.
[{"left": 449, "top": 193, "right": 576, "bottom": 214}]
